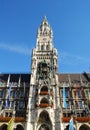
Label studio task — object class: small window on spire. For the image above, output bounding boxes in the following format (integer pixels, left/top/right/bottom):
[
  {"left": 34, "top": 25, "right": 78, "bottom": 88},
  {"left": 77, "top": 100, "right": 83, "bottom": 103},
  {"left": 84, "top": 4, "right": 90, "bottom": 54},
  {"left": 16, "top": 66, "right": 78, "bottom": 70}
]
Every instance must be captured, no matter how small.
[
  {"left": 41, "top": 45, "right": 44, "bottom": 51},
  {"left": 46, "top": 45, "right": 49, "bottom": 50}
]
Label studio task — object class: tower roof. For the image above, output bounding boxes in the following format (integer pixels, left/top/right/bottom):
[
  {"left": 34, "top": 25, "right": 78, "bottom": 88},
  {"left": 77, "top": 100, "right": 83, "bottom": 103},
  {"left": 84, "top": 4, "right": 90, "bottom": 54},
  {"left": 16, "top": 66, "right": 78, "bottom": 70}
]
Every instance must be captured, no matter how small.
[{"left": 37, "top": 16, "right": 53, "bottom": 38}]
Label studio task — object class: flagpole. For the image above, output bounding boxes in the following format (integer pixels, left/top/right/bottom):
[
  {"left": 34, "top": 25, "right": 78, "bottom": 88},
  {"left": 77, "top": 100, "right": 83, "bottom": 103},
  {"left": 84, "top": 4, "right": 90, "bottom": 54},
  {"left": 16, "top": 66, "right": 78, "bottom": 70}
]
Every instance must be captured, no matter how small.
[
  {"left": 13, "top": 110, "right": 15, "bottom": 130},
  {"left": 7, "top": 110, "right": 15, "bottom": 130},
  {"left": 63, "top": 84, "right": 67, "bottom": 109},
  {"left": 5, "top": 83, "right": 12, "bottom": 109},
  {"left": 69, "top": 115, "right": 74, "bottom": 130}
]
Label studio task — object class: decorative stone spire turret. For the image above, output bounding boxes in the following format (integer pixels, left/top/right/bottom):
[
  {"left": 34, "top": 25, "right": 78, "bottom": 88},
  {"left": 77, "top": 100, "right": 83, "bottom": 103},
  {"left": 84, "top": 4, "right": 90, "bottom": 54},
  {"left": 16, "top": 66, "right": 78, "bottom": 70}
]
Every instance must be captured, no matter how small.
[
  {"left": 36, "top": 16, "right": 53, "bottom": 51},
  {"left": 37, "top": 16, "right": 53, "bottom": 38}
]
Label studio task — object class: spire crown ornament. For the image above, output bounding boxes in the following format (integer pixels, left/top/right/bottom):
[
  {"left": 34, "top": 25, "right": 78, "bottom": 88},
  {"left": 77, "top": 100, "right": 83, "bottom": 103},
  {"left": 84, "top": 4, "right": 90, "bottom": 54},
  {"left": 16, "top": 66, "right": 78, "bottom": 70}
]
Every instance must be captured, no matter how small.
[{"left": 37, "top": 16, "right": 53, "bottom": 38}]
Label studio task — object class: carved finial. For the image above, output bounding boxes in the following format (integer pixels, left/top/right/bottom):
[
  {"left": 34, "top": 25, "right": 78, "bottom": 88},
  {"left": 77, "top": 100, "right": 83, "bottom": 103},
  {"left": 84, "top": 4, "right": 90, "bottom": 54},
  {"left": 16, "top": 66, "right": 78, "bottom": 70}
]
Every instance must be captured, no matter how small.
[
  {"left": 42, "top": 16, "right": 48, "bottom": 24},
  {"left": 44, "top": 16, "right": 47, "bottom": 20}
]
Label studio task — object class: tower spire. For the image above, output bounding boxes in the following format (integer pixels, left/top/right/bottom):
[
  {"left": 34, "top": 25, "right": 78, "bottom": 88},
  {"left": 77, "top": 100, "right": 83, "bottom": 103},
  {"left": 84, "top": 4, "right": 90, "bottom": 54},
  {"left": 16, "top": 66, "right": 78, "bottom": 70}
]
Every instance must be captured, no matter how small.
[
  {"left": 37, "top": 16, "right": 53, "bottom": 38},
  {"left": 44, "top": 15, "right": 47, "bottom": 20}
]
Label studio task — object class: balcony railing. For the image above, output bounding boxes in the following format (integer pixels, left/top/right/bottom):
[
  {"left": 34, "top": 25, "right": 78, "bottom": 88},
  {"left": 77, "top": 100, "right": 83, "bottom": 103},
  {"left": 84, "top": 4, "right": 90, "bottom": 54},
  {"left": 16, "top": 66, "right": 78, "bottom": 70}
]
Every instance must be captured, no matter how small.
[
  {"left": 39, "top": 103, "right": 49, "bottom": 107},
  {"left": 39, "top": 103, "right": 54, "bottom": 108},
  {"left": 39, "top": 91, "right": 53, "bottom": 96},
  {"left": 0, "top": 117, "right": 25, "bottom": 122},
  {"left": 62, "top": 117, "right": 90, "bottom": 122},
  {"left": 40, "top": 91, "right": 48, "bottom": 95}
]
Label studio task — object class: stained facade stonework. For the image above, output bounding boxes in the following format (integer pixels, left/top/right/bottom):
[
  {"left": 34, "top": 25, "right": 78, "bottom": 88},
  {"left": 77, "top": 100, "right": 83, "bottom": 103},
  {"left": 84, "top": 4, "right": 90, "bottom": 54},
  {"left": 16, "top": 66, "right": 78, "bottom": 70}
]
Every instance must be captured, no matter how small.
[{"left": 0, "top": 17, "right": 90, "bottom": 130}]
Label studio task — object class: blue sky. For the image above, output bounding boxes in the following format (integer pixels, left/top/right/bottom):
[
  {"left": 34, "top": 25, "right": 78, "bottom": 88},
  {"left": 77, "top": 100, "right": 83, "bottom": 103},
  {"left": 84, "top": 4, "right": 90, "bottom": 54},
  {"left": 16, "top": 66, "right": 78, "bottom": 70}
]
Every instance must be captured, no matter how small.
[{"left": 0, "top": 0, "right": 90, "bottom": 73}]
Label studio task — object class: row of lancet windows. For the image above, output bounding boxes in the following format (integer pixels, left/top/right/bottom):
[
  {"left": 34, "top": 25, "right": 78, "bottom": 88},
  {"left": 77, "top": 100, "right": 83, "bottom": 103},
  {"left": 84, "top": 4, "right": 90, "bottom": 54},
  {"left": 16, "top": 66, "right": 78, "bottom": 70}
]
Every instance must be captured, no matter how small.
[
  {"left": 0, "top": 100, "right": 25, "bottom": 109},
  {"left": 60, "top": 89, "right": 90, "bottom": 98},
  {"left": 0, "top": 89, "right": 26, "bottom": 98},
  {"left": 38, "top": 44, "right": 50, "bottom": 51}
]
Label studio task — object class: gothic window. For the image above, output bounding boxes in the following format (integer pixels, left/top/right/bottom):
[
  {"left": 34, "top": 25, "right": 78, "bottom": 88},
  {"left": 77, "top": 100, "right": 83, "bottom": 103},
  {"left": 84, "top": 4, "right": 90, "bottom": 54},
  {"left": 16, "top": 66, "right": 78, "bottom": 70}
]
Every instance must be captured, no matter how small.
[
  {"left": 0, "top": 89, "right": 6, "bottom": 98},
  {"left": 63, "top": 113, "right": 66, "bottom": 117},
  {"left": 16, "top": 125, "right": 24, "bottom": 130},
  {"left": 39, "top": 124, "right": 49, "bottom": 130},
  {"left": 41, "top": 45, "right": 44, "bottom": 51},
  {"left": 78, "top": 101, "right": 83, "bottom": 109},
  {"left": 39, "top": 110, "right": 51, "bottom": 127},
  {"left": 19, "top": 101, "right": 24, "bottom": 109},
  {"left": 46, "top": 44, "right": 49, "bottom": 50},
  {"left": 40, "top": 86, "right": 48, "bottom": 95},
  {"left": 10, "top": 91, "right": 13, "bottom": 98},
  {"left": 79, "top": 124, "right": 90, "bottom": 130},
  {"left": 85, "top": 90, "right": 89, "bottom": 97},
  {"left": 40, "top": 98, "right": 49, "bottom": 104},
  {"left": 77, "top": 90, "right": 81, "bottom": 98},
  {"left": 0, "top": 90, "right": 3, "bottom": 98},
  {"left": 20, "top": 90, "right": 24, "bottom": 97},
  {"left": 62, "top": 88, "right": 69, "bottom": 98},
  {"left": 11, "top": 101, "right": 14, "bottom": 108},
  {"left": 14, "top": 91, "right": 17, "bottom": 98},
  {"left": 66, "top": 101, "right": 70, "bottom": 108},
  {"left": 10, "top": 91, "right": 16, "bottom": 98},
  {"left": 73, "top": 90, "right": 81, "bottom": 98},
  {"left": 65, "top": 89, "right": 69, "bottom": 98},
  {"left": 41, "top": 86, "right": 48, "bottom": 92},
  {"left": 1, "top": 124, "right": 7, "bottom": 130}
]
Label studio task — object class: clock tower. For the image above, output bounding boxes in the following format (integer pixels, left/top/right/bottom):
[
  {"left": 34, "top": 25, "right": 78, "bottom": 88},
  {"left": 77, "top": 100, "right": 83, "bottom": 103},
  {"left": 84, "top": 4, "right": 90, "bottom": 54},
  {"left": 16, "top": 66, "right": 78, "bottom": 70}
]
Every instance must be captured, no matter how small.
[{"left": 26, "top": 16, "right": 61, "bottom": 130}]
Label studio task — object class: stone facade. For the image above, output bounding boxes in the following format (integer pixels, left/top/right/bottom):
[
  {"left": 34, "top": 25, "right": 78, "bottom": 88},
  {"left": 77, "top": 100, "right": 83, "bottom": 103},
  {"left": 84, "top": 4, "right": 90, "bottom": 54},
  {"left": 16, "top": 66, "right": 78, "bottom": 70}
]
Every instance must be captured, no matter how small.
[{"left": 0, "top": 17, "right": 90, "bottom": 130}]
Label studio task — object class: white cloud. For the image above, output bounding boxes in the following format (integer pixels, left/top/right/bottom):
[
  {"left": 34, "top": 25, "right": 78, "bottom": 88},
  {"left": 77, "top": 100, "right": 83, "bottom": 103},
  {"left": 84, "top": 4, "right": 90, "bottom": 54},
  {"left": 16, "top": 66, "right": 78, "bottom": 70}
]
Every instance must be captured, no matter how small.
[
  {"left": 0, "top": 42, "right": 89, "bottom": 67},
  {"left": 58, "top": 51, "right": 90, "bottom": 65},
  {"left": 0, "top": 42, "right": 32, "bottom": 55}
]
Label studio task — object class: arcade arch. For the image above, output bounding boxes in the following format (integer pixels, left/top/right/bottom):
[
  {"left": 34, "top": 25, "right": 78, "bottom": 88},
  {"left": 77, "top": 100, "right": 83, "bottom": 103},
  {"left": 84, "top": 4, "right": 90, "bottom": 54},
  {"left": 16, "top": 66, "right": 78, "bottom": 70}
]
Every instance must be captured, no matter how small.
[
  {"left": 38, "top": 110, "right": 52, "bottom": 130},
  {"left": 0, "top": 124, "right": 7, "bottom": 130},
  {"left": 16, "top": 124, "right": 24, "bottom": 130},
  {"left": 79, "top": 124, "right": 90, "bottom": 130}
]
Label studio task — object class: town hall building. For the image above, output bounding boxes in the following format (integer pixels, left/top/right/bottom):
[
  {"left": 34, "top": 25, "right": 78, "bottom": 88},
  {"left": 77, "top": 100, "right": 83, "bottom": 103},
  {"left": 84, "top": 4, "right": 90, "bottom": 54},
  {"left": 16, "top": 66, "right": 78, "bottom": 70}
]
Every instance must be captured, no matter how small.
[{"left": 0, "top": 17, "right": 90, "bottom": 130}]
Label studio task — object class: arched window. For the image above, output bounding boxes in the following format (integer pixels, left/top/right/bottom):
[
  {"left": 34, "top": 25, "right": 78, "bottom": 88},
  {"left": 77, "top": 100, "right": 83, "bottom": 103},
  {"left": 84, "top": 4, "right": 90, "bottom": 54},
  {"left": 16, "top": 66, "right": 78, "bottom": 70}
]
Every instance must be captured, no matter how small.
[
  {"left": 46, "top": 45, "right": 49, "bottom": 50},
  {"left": 19, "top": 101, "right": 24, "bottom": 109},
  {"left": 0, "top": 124, "right": 7, "bottom": 130},
  {"left": 38, "top": 111, "right": 52, "bottom": 130},
  {"left": 20, "top": 90, "right": 24, "bottom": 97},
  {"left": 16, "top": 125, "right": 24, "bottom": 130},
  {"left": 79, "top": 124, "right": 90, "bottom": 130},
  {"left": 39, "top": 124, "right": 50, "bottom": 130},
  {"left": 10, "top": 90, "right": 16, "bottom": 98},
  {"left": 11, "top": 101, "right": 14, "bottom": 108},
  {"left": 41, "top": 86, "right": 48, "bottom": 92},
  {"left": 41, "top": 45, "right": 44, "bottom": 51},
  {"left": 46, "top": 42, "right": 50, "bottom": 50},
  {"left": 40, "top": 98, "right": 49, "bottom": 104},
  {"left": 0, "top": 90, "right": 3, "bottom": 98}
]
